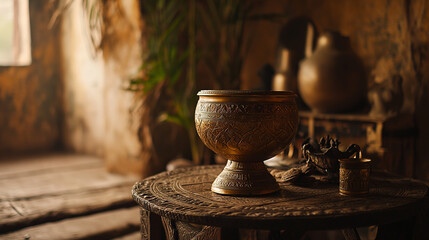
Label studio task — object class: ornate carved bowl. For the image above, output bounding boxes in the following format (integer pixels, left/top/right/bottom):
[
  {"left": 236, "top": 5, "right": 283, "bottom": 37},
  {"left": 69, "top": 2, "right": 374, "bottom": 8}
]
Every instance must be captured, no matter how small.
[{"left": 195, "top": 90, "right": 298, "bottom": 195}]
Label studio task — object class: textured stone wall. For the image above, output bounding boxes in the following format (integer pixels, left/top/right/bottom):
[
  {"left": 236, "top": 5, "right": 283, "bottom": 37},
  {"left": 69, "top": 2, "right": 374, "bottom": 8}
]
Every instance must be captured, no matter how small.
[
  {"left": 101, "top": 0, "right": 144, "bottom": 176},
  {"left": 61, "top": 0, "right": 143, "bottom": 176},
  {"left": 61, "top": 1, "right": 106, "bottom": 157},
  {"left": 0, "top": 1, "right": 63, "bottom": 155},
  {"left": 242, "top": 0, "right": 429, "bottom": 181}
]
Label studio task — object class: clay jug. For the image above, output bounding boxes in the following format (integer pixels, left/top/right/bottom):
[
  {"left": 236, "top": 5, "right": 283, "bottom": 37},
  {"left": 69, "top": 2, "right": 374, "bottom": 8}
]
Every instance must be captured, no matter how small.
[
  {"left": 297, "top": 31, "right": 366, "bottom": 113},
  {"left": 273, "top": 17, "right": 317, "bottom": 94}
]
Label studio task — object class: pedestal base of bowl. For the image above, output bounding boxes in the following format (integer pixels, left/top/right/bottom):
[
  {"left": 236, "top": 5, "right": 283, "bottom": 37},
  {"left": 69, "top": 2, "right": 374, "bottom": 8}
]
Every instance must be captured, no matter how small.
[{"left": 211, "top": 160, "right": 280, "bottom": 196}]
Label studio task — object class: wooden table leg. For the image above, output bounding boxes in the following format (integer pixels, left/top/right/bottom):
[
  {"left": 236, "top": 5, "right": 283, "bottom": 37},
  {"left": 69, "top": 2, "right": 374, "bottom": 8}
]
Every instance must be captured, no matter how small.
[
  {"left": 140, "top": 209, "right": 165, "bottom": 240},
  {"left": 269, "top": 229, "right": 306, "bottom": 240},
  {"left": 175, "top": 221, "right": 221, "bottom": 239},
  {"left": 161, "top": 217, "right": 178, "bottom": 240},
  {"left": 193, "top": 226, "right": 221, "bottom": 239},
  {"left": 342, "top": 228, "right": 361, "bottom": 240},
  {"left": 413, "top": 196, "right": 429, "bottom": 239},
  {"left": 376, "top": 218, "right": 415, "bottom": 239},
  {"left": 220, "top": 227, "right": 240, "bottom": 240}
]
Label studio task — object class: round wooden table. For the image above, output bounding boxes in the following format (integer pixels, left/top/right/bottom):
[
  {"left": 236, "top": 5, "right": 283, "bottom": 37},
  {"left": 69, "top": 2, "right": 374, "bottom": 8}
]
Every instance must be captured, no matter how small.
[{"left": 132, "top": 165, "right": 429, "bottom": 239}]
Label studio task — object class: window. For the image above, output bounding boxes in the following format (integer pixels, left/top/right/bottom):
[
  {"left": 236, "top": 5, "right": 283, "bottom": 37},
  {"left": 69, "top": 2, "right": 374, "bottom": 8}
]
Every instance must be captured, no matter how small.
[{"left": 0, "top": 0, "right": 31, "bottom": 66}]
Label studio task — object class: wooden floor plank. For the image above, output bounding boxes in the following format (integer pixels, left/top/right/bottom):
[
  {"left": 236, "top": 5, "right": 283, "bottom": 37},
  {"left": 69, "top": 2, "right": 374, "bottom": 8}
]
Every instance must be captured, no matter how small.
[
  {"left": 0, "top": 164, "right": 137, "bottom": 201},
  {"left": 0, "top": 154, "right": 139, "bottom": 233},
  {"left": 0, "top": 185, "right": 136, "bottom": 233},
  {"left": 0, "top": 154, "right": 103, "bottom": 178},
  {"left": 0, "top": 207, "right": 141, "bottom": 240},
  {"left": 113, "top": 231, "right": 141, "bottom": 240}
]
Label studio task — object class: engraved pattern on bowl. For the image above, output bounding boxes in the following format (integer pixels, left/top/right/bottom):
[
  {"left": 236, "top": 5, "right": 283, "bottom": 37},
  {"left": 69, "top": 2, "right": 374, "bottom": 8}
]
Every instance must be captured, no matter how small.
[{"left": 195, "top": 94, "right": 298, "bottom": 162}]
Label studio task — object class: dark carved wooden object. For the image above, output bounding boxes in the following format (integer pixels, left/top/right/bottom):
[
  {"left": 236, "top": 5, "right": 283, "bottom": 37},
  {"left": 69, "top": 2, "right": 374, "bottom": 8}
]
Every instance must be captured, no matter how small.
[{"left": 132, "top": 165, "right": 428, "bottom": 239}]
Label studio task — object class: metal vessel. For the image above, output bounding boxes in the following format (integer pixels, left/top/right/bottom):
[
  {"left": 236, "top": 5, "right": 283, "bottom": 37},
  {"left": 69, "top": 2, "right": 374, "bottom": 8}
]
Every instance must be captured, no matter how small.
[{"left": 195, "top": 90, "right": 298, "bottom": 195}]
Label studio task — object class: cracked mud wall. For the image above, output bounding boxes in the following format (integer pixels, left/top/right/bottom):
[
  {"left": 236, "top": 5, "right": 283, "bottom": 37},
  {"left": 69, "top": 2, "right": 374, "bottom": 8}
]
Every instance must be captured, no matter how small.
[{"left": 0, "top": 1, "right": 63, "bottom": 155}]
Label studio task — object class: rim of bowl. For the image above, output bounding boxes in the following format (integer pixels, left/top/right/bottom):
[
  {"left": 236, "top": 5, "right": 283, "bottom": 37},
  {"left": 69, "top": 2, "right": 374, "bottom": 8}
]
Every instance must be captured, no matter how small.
[
  {"left": 338, "top": 158, "right": 372, "bottom": 164},
  {"left": 197, "top": 90, "right": 297, "bottom": 97}
]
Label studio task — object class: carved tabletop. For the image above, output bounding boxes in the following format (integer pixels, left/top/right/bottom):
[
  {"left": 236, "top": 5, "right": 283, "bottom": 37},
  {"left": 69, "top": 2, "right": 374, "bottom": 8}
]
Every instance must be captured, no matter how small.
[{"left": 132, "top": 165, "right": 429, "bottom": 239}]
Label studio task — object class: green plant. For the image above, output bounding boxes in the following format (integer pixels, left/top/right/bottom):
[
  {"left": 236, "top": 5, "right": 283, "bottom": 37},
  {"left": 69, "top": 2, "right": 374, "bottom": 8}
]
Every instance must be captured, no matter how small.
[
  {"left": 198, "top": 0, "right": 254, "bottom": 90},
  {"left": 198, "top": 1, "right": 285, "bottom": 90},
  {"left": 129, "top": 0, "right": 272, "bottom": 165},
  {"left": 128, "top": 0, "right": 202, "bottom": 164}
]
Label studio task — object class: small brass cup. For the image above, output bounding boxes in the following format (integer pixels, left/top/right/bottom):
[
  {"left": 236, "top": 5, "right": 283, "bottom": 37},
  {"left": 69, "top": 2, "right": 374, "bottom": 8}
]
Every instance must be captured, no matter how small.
[{"left": 338, "top": 158, "right": 371, "bottom": 196}]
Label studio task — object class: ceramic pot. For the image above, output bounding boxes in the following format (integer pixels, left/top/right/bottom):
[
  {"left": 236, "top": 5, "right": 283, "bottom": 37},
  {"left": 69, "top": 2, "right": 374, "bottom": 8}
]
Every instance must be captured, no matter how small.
[
  {"left": 273, "top": 17, "right": 318, "bottom": 94},
  {"left": 298, "top": 31, "right": 366, "bottom": 113}
]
